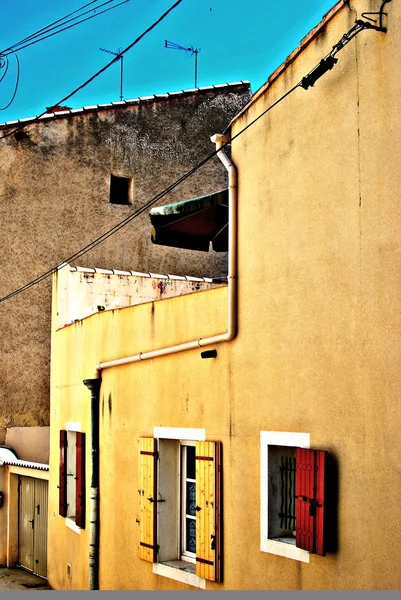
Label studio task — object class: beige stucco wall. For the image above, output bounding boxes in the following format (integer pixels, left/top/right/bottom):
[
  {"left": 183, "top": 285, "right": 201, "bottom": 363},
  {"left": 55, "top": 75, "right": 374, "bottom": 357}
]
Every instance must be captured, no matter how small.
[
  {"left": 4, "top": 428, "right": 49, "bottom": 464},
  {"left": 0, "top": 84, "right": 251, "bottom": 429},
  {"left": 48, "top": 0, "right": 400, "bottom": 591},
  {"left": 48, "top": 285, "right": 229, "bottom": 591}
]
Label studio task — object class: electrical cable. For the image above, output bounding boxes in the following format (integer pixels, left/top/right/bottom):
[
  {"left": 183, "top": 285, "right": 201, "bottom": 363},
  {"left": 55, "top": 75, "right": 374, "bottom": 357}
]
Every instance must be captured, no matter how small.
[
  {"left": 0, "top": 54, "right": 20, "bottom": 110},
  {"left": 0, "top": 0, "right": 184, "bottom": 143},
  {"left": 0, "top": 0, "right": 122, "bottom": 55},
  {"left": 1, "top": 0, "right": 130, "bottom": 57},
  {"left": 0, "top": 81, "right": 300, "bottom": 305},
  {"left": 0, "top": 56, "right": 9, "bottom": 83},
  {"left": 0, "top": 17, "right": 386, "bottom": 304}
]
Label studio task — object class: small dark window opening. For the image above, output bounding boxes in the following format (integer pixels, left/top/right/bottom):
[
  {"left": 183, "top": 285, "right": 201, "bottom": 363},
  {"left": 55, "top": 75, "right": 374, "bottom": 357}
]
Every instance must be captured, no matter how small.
[{"left": 110, "top": 174, "right": 131, "bottom": 205}]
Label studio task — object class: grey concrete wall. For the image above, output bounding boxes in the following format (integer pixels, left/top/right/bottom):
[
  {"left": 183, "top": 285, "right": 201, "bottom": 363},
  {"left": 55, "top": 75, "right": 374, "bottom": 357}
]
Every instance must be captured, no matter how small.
[
  {"left": 0, "top": 84, "right": 251, "bottom": 428},
  {"left": 5, "top": 427, "right": 50, "bottom": 463}
]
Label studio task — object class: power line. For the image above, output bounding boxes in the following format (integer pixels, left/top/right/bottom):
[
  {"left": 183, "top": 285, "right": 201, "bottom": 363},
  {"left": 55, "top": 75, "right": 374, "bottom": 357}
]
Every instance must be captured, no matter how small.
[
  {"left": 0, "top": 54, "right": 20, "bottom": 110},
  {"left": 0, "top": 17, "right": 383, "bottom": 304},
  {"left": 0, "top": 0, "right": 184, "bottom": 142},
  {"left": 0, "top": 81, "right": 300, "bottom": 305},
  {"left": 0, "top": 0, "right": 126, "bottom": 56},
  {"left": 1, "top": 1, "right": 130, "bottom": 57}
]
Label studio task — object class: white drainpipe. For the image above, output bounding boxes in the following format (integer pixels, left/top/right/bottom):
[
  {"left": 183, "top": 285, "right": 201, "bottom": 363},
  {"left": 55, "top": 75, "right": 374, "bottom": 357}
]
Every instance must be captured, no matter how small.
[
  {"left": 86, "top": 134, "right": 237, "bottom": 589},
  {"left": 93, "top": 133, "right": 237, "bottom": 376}
]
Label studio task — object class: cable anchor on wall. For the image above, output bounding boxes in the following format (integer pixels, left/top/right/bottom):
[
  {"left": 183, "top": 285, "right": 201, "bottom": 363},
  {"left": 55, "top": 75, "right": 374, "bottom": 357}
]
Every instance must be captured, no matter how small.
[{"left": 361, "top": 0, "right": 392, "bottom": 33}]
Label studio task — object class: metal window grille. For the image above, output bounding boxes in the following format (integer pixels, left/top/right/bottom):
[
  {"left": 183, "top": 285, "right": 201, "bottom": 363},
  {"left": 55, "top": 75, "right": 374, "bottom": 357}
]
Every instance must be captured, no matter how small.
[{"left": 279, "top": 455, "right": 296, "bottom": 531}]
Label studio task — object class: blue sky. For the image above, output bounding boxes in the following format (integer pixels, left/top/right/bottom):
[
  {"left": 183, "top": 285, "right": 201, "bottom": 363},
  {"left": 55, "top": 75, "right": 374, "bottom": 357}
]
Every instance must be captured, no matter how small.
[{"left": 0, "top": 0, "right": 337, "bottom": 123}]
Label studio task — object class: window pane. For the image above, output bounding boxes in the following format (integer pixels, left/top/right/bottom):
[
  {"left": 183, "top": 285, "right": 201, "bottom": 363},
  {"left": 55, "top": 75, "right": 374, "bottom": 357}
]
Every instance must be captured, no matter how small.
[
  {"left": 186, "top": 445, "right": 195, "bottom": 479},
  {"left": 186, "top": 518, "right": 196, "bottom": 554},
  {"left": 186, "top": 482, "right": 196, "bottom": 516}
]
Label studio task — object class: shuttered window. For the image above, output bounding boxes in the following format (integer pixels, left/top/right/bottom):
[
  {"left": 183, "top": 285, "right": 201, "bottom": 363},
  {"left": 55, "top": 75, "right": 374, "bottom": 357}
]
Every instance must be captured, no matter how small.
[
  {"left": 75, "top": 432, "right": 86, "bottom": 529},
  {"left": 260, "top": 431, "right": 328, "bottom": 562},
  {"left": 59, "top": 427, "right": 86, "bottom": 529},
  {"left": 295, "top": 448, "right": 326, "bottom": 556},
  {"left": 137, "top": 437, "right": 158, "bottom": 563},
  {"left": 59, "top": 430, "right": 68, "bottom": 517},
  {"left": 137, "top": 436, "right": 222, "bottom": 582},
  {"left": 195, "top": 441, "right": 222, "bottom": 582}
]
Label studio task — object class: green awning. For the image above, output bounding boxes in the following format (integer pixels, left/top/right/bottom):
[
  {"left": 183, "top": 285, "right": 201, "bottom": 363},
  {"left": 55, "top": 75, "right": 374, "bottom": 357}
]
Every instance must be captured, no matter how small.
[{"left": 149, "top": 189, "right": 228, "bottom": 252}]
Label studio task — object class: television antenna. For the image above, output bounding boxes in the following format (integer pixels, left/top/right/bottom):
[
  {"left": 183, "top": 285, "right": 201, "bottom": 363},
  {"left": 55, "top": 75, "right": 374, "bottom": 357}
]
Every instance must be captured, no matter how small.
[
  {"left": 165, "top": 40, "right": 200, "bottom": 88},
  {"left": 99, "top": 46, "right": 124, "bottom": 101}
]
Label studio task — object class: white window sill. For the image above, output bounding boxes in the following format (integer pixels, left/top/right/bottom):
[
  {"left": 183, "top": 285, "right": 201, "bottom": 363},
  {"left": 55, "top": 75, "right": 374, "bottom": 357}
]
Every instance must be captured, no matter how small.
[
  {"left": 65, "top": 518, "right": 81, "bottom": 535},
  {"left": 153, "top": 561, "right": 206, "bottom": 589},
  {"left": 261, "top": 538, "right": 309, "bottom": 563}
]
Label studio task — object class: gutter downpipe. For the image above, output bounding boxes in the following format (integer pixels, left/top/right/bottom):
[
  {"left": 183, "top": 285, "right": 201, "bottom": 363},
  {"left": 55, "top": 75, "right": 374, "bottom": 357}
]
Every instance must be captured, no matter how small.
[
  {"left": 93, "top": 132, "right": 237, "bottom": 377},
  {"left": 86, "top": 134, "right": 236, "bottom": 589},
  {"left": 83, "top": 377, "right": 101, "bottom": 591}
]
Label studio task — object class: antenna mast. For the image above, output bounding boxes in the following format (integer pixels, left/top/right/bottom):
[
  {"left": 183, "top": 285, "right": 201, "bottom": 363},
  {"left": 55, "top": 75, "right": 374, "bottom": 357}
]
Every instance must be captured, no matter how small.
[
  {"left": 99, "top": 46, "right": 124, "bottom": 101},
  {"left": 165, "top": 40, "right": 200, "bottom": 88}
]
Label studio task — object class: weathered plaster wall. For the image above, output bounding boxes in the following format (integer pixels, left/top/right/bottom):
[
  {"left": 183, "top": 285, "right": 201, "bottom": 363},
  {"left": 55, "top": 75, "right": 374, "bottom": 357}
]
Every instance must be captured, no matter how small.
[
  {"left": 0, "top": 84, "right": 251, "bottom": 428},
  {"left": 48, "top": 0, "right": 400, "bottom": 591},
  {"left": 4, "top": 428, "right": 49, "bottom": 463},
  {"left": 56, "top": 264, "right": 226, "bottom": 328}
]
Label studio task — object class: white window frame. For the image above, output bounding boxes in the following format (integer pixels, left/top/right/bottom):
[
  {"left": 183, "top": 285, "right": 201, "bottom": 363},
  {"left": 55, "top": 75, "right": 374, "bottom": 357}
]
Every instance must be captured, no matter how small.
[
  {"left": 152, "top": 427, "right": 206, "bottom": 589},
  {"left": 180, "top": 441, "right": 196, "bottom": 562},
  {"left": 260, "top": 430, "right": 310, "bottom": 563}
]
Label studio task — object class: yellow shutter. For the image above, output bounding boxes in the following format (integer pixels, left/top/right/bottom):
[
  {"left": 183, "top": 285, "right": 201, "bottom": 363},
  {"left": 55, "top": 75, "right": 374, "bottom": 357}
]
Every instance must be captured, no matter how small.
[
  {"left": 195, "top": 441, "right": 222, "bottom": 582},
  {"left": 137, "top": 437, "right": 158, "bottom": 562}
]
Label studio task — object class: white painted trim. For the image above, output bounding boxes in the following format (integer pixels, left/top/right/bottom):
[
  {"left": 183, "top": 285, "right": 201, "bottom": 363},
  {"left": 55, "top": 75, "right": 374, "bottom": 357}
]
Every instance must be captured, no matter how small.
[
  {"left": 66, "top": 421, "right": 81, "bottom": 432},
  {"left": 263, "top": 538, "right": 310, "bottom": 563},
  {"left": 153, "top": 562, "right": 206, "bottom": 589},
  {"left": 65, "top": 518, "right": 81, "bottom": 535},
  {"left": 260, "top": 430, "right": 310, "bottom": 563},
  {"left": 154, "top": 427, "right": 205, "bottom": 441},
  {"left": 6, "top": 465, "right": 49, "bottom": 480},
  {"left": 261, "top": 430, "right": 310, "bottom": 448}
]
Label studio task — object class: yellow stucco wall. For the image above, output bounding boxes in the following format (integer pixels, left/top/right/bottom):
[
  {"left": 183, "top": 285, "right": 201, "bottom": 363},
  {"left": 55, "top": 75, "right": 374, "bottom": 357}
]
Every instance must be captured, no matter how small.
[{"left": 48, "top": 0, "right": 400, "bottom": 590}]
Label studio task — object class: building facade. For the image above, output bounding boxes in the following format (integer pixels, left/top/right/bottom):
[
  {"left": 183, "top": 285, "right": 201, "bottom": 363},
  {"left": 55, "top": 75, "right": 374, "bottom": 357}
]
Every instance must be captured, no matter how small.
[
  {"left": 0, "top": 82, "right": 251, "bottom": 431},
  {"left": 47, "top": 0, "right": 400, "bottom": 590}
]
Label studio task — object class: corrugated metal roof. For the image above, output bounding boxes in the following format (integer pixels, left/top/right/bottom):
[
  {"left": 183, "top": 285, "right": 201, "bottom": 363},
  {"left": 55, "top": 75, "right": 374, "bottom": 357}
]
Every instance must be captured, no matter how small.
[
  {"left": 0, "top": 81, "right": 251, "bottom": 129},
  {"left": 0, "top": 447, "right": 49, "bottom": 470},
  {"left": 1, "top": 459, "right": 49, "bottom": 471}
]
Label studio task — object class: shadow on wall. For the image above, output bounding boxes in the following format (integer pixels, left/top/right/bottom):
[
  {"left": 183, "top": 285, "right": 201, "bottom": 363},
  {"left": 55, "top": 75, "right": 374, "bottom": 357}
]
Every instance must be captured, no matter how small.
[{"left": 325, "top": 452, "right": 339, "bottom": 554}]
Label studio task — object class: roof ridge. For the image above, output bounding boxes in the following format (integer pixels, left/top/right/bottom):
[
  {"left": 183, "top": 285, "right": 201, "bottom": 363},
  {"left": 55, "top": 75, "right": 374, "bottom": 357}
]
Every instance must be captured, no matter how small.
[{"left": 0, "top": 81, "right": 251, "bottom": 128}]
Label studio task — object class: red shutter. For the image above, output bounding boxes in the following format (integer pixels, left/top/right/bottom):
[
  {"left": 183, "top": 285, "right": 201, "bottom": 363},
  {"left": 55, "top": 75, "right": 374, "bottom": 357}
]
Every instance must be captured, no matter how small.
[
  {"left": 76, "top": 432, "right": 86, "bottom": 529},
  {"left": 59, "top": 430, "right": 67, "bottom": 517},
  {"left": 295, "top": 448, "right": 326, "bottom": 556}
]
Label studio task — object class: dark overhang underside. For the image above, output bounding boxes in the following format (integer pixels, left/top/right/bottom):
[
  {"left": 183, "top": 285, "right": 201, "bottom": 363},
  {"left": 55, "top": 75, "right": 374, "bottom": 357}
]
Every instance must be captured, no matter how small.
[{"left": 149, "top": 189, "right": 228, "bottom": 252}]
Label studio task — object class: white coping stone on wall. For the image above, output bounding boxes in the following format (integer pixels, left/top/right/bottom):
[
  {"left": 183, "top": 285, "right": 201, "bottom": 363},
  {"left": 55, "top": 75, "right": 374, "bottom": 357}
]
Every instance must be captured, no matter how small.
[
  {"left": 166, "top": 274, "right": 187, "bottom": 281},
  {"left": 74, "top": 266, "right": 96, "bottom": 273},
  {"left": 130, "top": 271, "right": 151, "bottom": 277}
]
